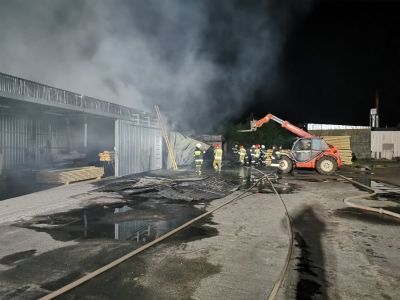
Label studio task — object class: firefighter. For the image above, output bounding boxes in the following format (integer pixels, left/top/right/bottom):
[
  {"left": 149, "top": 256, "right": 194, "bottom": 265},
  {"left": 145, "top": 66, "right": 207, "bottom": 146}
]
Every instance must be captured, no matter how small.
[
  {"left": 246, "top": 146, "right": 252, "bottom": 165},
  {"left": 213, "top": 144, "right": 223, "bottom": 172},
  {"left": 232, "top": 144, "right": 239, "bottom": 155},
  {"left": 239, "top": 145, "right": 246, "bottom": 165},
  {"left": 271, "top": 145, "right": 279, "bottom": 167},
  {"left": 254, "top": 144, "right": 261, "bottom": 166},
  {"left": 260, "top": 145, "right": 267, "bottom": 166},
  {"left": 276, "top": 146, "right": 283, "bottom": 160},
  {"left": 250, "top": 145, "right": 256, "bottom": 166},
  {"left": 194, "top": 143, "right": 205, "bottom": 175}
]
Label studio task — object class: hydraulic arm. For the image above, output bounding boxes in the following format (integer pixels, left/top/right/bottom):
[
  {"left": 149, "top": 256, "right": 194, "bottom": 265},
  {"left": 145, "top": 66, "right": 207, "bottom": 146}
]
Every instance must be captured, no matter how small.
[
  {"left": 238, "top": 113, "right": 342, "bottom": 175},
  {"left": 244, "top": 113, "right": 314, "bottom": 138}
]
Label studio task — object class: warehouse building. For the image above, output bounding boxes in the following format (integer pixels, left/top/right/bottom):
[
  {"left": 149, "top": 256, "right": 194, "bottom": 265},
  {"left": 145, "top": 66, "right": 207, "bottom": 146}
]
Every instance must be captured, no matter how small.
[
  {"left": 371, "top": 128, "right": 400, "bottom": 160},
  {"left": 0, "top": 72, "right": 162, "bottom": 198}
]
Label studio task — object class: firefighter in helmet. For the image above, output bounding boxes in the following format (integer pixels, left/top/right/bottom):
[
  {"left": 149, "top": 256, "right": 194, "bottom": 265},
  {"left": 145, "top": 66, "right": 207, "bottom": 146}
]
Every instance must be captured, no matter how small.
[
  {"left": 250, "top": 145, "right": 256, "bottom": 166},
  {"left": 254, "top": 144, "right": 261, "bottom": 166},
  {"left": 260, "top": 145, "right": 267, "bottom": 166},
  {"left": 271, "top": 145, "right": 279, "bottom": 167},
  {"left": 194, "top": 143, "right": 205, "bottom": 175},
  {"left": 213, "top": 144, "right": 223, "bottom": 172},
  {"left": 239, "top": 145, "right": 246, "bottom": 165}
]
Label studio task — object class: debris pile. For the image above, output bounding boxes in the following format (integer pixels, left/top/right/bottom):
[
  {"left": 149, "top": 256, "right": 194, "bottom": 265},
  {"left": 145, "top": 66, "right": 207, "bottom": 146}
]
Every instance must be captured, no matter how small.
[{"left": 97, "top": 175, "right": 237, "bottom": 202}]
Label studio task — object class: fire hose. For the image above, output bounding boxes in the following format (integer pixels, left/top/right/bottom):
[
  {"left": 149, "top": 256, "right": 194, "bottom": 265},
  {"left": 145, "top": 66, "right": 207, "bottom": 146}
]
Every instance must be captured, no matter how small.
[
  {"left": 338, "top": 174, "right": 400, "bottom": 220},
  {"left": 249, "top": 167, "right": 294, "bottom": 300},
  {"left": 39, "top": 173, "right": 272, "bottom": 300}
]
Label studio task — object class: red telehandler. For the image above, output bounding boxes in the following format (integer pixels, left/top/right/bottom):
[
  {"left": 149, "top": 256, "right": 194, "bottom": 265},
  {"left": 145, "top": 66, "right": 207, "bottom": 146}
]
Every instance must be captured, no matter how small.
[{"left": 240, "top": 113, "right": 342, "bottom": 175}]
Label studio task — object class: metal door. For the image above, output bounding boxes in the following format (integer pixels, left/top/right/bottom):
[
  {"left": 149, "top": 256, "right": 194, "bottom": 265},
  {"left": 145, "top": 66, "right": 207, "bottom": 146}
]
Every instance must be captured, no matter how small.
[
  {"left": 382, "top": 143, "right": 394, "bottom": 160},
  {"left": 115, "top": 119, "right": 162, "bottom": 177}
]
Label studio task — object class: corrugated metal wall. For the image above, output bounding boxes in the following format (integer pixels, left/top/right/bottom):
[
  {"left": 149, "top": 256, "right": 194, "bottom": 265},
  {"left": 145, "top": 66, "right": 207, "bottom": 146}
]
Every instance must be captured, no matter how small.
[
  {"left": 115, "top": 119, "right": 162, "bottom": 177},
  {"left": 0, "top": 115, "right": 68, "bottom": 170},
  {"left": 371, "top": 131, "right": 400, "bottom": 159}
]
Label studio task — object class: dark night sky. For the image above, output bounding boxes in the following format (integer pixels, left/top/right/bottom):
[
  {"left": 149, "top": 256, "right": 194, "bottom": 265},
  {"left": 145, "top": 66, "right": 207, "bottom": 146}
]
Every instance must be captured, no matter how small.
[
  {"left": 0, "top": 0, "right": 398, "bottom": 129},
  {"left": 243, "top": 0, "right": 400, "bottom": 127}
]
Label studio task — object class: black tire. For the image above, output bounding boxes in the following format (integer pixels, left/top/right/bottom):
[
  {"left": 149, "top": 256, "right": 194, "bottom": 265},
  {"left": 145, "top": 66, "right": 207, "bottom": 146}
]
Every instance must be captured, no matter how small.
[
  {"left": 316, "top": 156, "right": 338, "bottom": 175},
  {"left": 278, "top": 156, "right": 293, "bottom": 174}
]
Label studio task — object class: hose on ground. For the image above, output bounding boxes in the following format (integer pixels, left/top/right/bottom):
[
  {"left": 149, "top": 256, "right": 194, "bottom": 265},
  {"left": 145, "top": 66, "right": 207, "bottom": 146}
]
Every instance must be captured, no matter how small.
[
  {"left": 247, "top": 167, "right": 294, "bottom": 300},
  {"left": 338, "top": 174, "right": 400, "bottom": 220},
  {"left": 39, "top": 174, "right": 267, "bottom": 300}
]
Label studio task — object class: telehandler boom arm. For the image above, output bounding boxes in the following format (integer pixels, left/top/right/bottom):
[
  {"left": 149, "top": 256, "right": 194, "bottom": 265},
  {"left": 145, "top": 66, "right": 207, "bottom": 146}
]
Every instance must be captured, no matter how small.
[{"left": 245, "top": 113, "right": 314, "bottom": 138}]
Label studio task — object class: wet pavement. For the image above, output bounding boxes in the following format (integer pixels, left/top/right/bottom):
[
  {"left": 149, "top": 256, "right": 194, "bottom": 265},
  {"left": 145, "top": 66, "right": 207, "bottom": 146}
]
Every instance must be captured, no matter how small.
[
  {"left": 19, "top": 200, "right": 203, "bottom": 241},
  {"left": 0, "top": 165, "right": 399, "bottom": 299},
  {"left": 0, "top": 167, "right": 246, "bottom": 298}
]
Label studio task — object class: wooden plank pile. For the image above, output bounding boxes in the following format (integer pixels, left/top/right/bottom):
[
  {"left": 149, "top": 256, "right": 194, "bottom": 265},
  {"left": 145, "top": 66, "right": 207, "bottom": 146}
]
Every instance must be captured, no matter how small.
[
  {"left": 99, "top": 151, "right": 115, "bottom": 162},
  {"left": 321, "top": 136, "right": 353, "bottom": 165},
  {"left": 36, "top": 166, "right": 104, "bottom": 185}
]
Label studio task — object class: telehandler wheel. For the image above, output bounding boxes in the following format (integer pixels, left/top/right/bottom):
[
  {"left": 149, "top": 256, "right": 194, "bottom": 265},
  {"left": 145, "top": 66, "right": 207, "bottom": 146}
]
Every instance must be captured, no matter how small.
[
  {"left": 278, "top": 156, "right": 293, "bottom": 174},
  {"left": 316, "top": 156, "right": 337, "bottom": 175}
]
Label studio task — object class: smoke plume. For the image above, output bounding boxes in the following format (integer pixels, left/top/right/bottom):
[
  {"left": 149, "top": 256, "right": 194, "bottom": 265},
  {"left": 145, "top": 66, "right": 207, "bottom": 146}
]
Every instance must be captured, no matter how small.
[{"left": 0, "top": 0, "right": 313, "bottom": 131}]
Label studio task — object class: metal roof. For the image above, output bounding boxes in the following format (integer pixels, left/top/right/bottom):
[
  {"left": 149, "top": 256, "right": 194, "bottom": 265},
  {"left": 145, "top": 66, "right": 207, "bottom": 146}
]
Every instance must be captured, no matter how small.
[{"left": 0, "top": 72, "right": 157, "bottom": 124}]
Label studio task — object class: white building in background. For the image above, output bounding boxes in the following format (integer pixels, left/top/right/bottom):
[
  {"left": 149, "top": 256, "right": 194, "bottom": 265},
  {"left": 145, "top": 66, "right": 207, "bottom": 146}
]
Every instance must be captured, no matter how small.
[
  {"left": 307, "top": 124, "right": 371, "bottom": 130},
  {"left": 307, "top": 123, "right": 400, "bottom": 160},
  {"left": 371, "top": 129, "right": 400, "bottom": 160}
]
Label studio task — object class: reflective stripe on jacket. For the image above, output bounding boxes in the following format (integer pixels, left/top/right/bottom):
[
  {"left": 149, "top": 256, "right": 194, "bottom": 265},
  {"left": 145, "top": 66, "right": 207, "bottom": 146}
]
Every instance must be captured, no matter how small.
[
  {"left": 214, "top": 148, "right": 223, "bottom": 160},
  {"left": 194, "top": 149, "right": 203, "bottom": 159}
]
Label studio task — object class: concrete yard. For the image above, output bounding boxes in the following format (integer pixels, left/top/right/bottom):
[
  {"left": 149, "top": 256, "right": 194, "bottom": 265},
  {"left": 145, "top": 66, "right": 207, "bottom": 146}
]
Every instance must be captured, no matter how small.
[{"left": 0, "top": 167, "right": 399, "bottom": 299}]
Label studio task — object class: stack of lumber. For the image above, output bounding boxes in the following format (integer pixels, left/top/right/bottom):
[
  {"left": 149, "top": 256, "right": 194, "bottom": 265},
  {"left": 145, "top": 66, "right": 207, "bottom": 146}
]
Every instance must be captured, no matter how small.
[
  {"left": 99, "top": 151, "right": 115, "bottom": 162},
  {"left": 321, "top": 136, "right": 352, "bottom": 165},
  {"left": 37, "top": 166, "right": 104, "bottom": 185}
]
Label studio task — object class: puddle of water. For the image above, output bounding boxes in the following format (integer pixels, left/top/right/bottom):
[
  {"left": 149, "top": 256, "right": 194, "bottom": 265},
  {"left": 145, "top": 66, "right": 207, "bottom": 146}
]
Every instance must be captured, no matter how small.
[
  {"left": 339, "top": 177, "right": 400, "bottom": 198},
  {"left": 258, "top": 182, "right": 299, "bottom": 194},
  {"left": 233, "top": 167, "right": 299, "bottom": 194},
  {"left": 334, "top": 207, "right": 400, "bottom": 225},
  {"left": 0, "top": 249, "right": 36, "bottom": 265},
  {"left": 170, "top": 216, "right": 218, "bottom": 243},
  {"left": 373, "top": 206, "right": 400, "bottom": 214},
  {"left": 65, "top": 255, "right": 221, "bottom": 300},
  {"left": 376, "top": 193, "right": 400, "bottom": 204},
  {"left": 42, "top": 271, "right": 82, "bottom": 291},
  {"left": 20, "top": 199, "right": 213, "bottom": 243},
  {"left": 295, "top": 178, "right": 321, "bottom": 183}
]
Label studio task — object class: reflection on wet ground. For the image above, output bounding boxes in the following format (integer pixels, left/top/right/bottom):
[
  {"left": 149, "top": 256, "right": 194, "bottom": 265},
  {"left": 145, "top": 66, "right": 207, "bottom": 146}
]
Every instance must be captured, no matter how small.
[
  {"left": 15, "top": 166, "right": 300, "bottom": 246},
  {"left": 15, "top": 169, "right": 251, "bottom": 245},
  {"left": 235, "top": 166, "right": 300, "bottom": 194},
  {"left": 3, "top": 165, "right": 400, "bottom": 300},
  {"left": 0, "top": 250, "right": 37, "bottom": 265},
  {"left": 19, "top": 199, "right": 207, "bottom": 243},
  {"left": 18, "top": 167, "right": 290, "bottom": 245},
  {"left": 334, "top": 207, "right": 400, "bottom": 225},
  {"left": 339, "top": 176, "right": 400, "bottom": 197}
]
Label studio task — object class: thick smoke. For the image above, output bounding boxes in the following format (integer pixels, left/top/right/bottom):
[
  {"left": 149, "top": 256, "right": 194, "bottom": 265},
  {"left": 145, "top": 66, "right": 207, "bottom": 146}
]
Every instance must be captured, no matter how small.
[{"left": 0, "top": 0, "right": 312, "bottom": 131}]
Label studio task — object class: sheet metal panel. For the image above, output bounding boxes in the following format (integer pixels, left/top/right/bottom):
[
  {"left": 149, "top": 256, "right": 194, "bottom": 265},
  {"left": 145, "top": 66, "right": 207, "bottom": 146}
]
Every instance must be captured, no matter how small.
[
  {"left": 115, "top": 119, "right": 162, "bottom": 177},
  {"left": 0, "top": 116, "right": 29, "bottom": 169},
  {"left": 0, "top": 72, "right": 156, "bottom": 122},
  {"left": 0, "top": 115, "right": 69, "bottom": 170},
  {"left": 371, "top": 131, "right": 400, "bottom": 159}
]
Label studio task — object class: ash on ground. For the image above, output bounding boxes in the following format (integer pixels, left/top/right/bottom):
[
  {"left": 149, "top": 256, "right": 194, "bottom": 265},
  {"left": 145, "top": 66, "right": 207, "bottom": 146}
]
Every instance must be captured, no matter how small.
[{"left": 96, "top": 170, "right": 238, "bottom": 202}]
